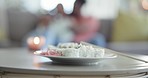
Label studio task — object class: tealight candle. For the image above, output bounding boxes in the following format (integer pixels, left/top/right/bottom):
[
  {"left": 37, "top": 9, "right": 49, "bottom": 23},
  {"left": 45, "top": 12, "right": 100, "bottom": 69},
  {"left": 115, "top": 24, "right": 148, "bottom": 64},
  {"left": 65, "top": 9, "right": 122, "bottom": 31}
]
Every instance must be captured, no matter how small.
[{"left": 27, "top": 36, "right": 45, "bottom": 50}]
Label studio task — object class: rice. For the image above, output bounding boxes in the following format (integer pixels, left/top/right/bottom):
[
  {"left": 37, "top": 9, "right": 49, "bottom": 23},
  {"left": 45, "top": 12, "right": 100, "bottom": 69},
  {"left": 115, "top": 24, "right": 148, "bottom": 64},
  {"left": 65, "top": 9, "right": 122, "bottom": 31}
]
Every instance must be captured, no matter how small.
[
  {"left": 79, "top": 45, "right": 104, "bottom": 58},
  {"left": 48, "top": 45, "right": 57, "bottom": 50},
  {"left": 58, "top": 48, "right": 79, "bottom": 57},
  {"left": 49, "top": 43, "right": 105, "bottom": 58},
  {"left": 94, "top": 49, "right": 105, "bottom": 58},
  {"left": 58, "top": 43, "right": 79, "bottom": 48}
]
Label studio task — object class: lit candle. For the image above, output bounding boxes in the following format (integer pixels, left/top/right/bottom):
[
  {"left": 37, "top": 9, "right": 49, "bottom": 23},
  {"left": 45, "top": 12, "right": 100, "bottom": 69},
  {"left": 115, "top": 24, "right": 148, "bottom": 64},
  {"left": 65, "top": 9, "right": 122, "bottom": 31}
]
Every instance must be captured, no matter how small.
[
  {"left": 34, "top": 37, "right": 40, "bottom": 45},
  {"left": 27, "top": 36, "right": 45, "bottom": 50}
]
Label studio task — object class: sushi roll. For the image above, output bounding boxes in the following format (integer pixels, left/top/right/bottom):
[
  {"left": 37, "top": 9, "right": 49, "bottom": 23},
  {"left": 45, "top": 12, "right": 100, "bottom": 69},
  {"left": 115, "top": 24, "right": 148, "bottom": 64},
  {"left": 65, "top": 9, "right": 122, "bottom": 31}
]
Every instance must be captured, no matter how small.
[
  {"left": 58, "top": 48, "right": 79, "bottom": 57},
  {"left": 58, "top": 43, "right": 79, "bottom": 48},
  {"left": 79, "top": 45, "right": 105, "bottom": 58},
  {"left": 47, "top": 42, "right": 105, "bottom": 58},
  {"left": 94, "top": 48, "right": 105, "bottom": 58}
]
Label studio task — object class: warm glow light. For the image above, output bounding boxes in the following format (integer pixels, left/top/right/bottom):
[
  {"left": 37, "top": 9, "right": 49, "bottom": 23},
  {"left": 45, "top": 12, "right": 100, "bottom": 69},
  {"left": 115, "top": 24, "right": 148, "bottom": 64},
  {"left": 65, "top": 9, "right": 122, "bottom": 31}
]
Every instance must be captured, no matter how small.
[
  {"left": 141, "top": 0, "right": 148, "bottom": 10},
  {"left": 33, "top": 37, "right": 40, "bottom": 45}
]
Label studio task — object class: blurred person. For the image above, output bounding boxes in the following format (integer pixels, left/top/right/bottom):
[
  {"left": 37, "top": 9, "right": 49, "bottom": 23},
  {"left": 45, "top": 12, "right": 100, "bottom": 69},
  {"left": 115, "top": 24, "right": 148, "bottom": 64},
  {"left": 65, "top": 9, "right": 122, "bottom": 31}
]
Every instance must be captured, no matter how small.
[
  {"left": 49, "top": 4, "right": 74, "bottom": 45},
  {"left": 70, "top": 0, "right": 106, "bottom": 47},
  {"left": 25, "top": 0, "right": 106, "bottom": 49},
  {"left": 24, "top": 14, "right": 57, "bottom": 49},
  {"left": 25, "top": 4, "right": 74, "bottom": 49},
  {"left": 56, "top": 4, "right": 67, "bottom": 17}
]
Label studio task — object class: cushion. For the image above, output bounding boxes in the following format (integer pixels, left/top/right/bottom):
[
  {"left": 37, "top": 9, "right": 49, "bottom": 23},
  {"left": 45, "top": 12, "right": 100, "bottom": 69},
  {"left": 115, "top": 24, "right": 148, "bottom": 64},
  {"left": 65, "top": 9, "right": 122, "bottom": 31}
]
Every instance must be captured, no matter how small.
[{"left": 111, "top": 11, "right": 148, "bottom": 41}]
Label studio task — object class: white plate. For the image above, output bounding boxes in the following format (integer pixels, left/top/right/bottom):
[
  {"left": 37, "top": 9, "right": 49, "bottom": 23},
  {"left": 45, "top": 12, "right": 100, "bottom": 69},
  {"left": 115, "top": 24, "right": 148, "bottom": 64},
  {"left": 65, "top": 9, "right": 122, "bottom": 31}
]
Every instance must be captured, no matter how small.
[{"left": 42, "top": 53, "right": 117, "bottom": 65}]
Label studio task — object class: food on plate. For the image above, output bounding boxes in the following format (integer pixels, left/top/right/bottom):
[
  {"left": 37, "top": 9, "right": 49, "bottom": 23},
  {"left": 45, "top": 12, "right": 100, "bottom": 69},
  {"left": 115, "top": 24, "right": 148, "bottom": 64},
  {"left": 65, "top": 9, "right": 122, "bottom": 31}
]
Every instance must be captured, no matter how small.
[
  {"left": 58, "top": 43, "right": 80, "bottom": 48},
  {"left": 37, "top": 42, "right": 105, "bottom": 58},
  {"left": 40, "top": 50, "right": 62, "bottom": 56},
  {"left": 79, "top": 45, "right": 104, "bottom": 58},
  {"left": 48, "top": 45, "right": 58, "bottom": 50},
  {"left": 58, "top": 48, "right": 79, "bottom": 57}
]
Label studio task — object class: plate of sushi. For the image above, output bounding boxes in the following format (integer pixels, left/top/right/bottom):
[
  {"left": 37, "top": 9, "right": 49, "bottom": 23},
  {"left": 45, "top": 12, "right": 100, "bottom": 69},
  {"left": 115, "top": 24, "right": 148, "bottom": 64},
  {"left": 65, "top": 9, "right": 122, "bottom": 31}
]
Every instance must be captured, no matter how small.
[{"left": 34, "top": 43, "right": 117, "bottom": 65}]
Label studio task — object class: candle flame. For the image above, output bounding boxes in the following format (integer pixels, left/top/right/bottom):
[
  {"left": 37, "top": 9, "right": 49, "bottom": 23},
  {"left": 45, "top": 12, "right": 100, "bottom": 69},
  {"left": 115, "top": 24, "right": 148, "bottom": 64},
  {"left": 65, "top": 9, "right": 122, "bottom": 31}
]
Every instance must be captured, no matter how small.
[{"left": 33, "top": 37, "right": 40, "bottom": 45}]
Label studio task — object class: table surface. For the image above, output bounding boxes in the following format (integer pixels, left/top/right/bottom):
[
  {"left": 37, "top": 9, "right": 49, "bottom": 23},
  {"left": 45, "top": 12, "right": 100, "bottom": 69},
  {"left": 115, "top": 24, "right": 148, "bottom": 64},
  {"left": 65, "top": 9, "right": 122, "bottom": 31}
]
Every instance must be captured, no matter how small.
[{"left": 0, "top": 48, "right": 148, "bottom": 76}]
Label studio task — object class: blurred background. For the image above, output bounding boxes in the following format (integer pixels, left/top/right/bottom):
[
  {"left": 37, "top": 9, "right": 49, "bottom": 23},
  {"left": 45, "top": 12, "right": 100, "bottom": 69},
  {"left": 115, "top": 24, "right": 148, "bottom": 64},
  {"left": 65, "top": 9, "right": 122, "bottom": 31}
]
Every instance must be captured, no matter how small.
[{"left": 0, "top": 0, "right": 148, "bottom": 54}]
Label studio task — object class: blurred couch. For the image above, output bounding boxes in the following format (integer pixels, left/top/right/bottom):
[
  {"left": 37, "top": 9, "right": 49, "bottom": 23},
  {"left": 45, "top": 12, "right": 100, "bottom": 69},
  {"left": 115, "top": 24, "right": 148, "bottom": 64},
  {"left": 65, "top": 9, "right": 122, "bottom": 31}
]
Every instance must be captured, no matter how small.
[
  {"left": 4, "top": 9, "right": 148, "bottom": 55},
  {"left": 105, "top": 12, "right": 148, "bottom": 55},
  {"left": 6, "top": 8, "right": 38, "bottom": 47}
]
